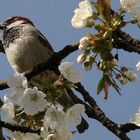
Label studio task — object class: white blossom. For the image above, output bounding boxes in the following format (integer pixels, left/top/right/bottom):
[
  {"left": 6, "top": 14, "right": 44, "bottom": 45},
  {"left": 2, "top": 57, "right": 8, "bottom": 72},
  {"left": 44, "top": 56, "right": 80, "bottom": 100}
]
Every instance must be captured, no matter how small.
[
  {"left": 0, "top": 96, "right": 15, "bottom": 123},
  {"left": 7, "top": 73, "right": 28, "bottom": 90},
  {"left": 129, "top": 8, "right": 140, "bottom": 26},
  {"left": 6, "top": 74, "right": 28, "bottom": 105},
  {"left": 79, "top": 37, "right": 90, "bottom": 51},
  {"left": 136, "top": 61, "right": 140, "bottom": 71},
  {"left": 43, "top": 105, "right": 66, "bottom": 129},
  {"left": 6, "top": 90, "right": 24, "bottom": 106},
  {"left": 40, "top": 127, "right": 49, "bottom": 139},
  {"left": 130, "top": 107, "right": 140, "bottom": 126},
  {"left": 65, "top": 104, "right": 85, "bottom": 127},
  {"left": 10, "top": 131, "right": 24, "bottom": 140},
  {"left": 47, "top": 129, "right": 72, "bottom": 140},
  {"left": 71, "top": 0, "right": 93, "bottom": 28},
  {"left": 10, "top": 131, "right": 39, "bottom": 140},
  {"left": 20, "top": 87, "right": 48, "bottom": 115},
  {"left": 120, "top": 0, "right": 140, "bottom": 12},
  {"left": 58, "top": 62, "right": 83, "bottom": 83},
  {"left": 24, "top": 133, "right": 40, "bottom": 140},
  {"left": 120, "top": 0, "right": 140, "bottom": 25}
]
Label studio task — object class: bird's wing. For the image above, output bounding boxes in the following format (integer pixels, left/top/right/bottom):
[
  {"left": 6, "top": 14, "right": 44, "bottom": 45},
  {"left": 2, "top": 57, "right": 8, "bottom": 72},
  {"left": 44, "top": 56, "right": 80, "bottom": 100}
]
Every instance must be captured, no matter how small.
[{"left": 37, "top": 29, "right": 54, "bottom": 55}]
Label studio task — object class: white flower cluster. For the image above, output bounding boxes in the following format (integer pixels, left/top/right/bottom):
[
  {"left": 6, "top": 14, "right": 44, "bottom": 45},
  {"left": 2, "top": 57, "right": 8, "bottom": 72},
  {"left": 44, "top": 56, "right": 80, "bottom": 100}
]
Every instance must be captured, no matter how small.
[
  {"left": 77, "top": 37, "right": 94, "bottom": 71},
  {"left": 5, "top": 74, "right": 49, "bottom": 116},
  {"left": 71, "top": 0, "right": 93, "bottom": 28},
  {"left": 120, "top": 0, "right": 140, "bottom": 25},
  {"left": 0, "top": 73, "right": 85, "bottom": 140},
  {"left": 8, "top": 103, "right": 85, "bottom": 140},
  {"left": 43, "top": 104, "right": 85, "bottom": 140},
  {"left": 130, "top": 107, "right": 140, "bottom": 126},
  {"left": 77, "top": 37, "right": 90, "bottom": 65},
  {"left": 10, "top": 132, "right": 40, "bottom": 140}
]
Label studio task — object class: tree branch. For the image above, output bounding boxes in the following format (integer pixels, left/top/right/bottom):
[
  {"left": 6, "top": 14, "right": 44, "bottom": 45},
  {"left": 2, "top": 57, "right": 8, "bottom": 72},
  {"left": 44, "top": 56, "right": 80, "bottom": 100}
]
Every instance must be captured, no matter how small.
[
  {"left": 119, "top": 123, "right": 140, "bottom": 133},
  {"left": 74, "top": 83, "right": 131, "bottom": 140},
  {"left": 0, "top": 81, "right": 8, "bottom": 90},
  {"left": 0, "top": 40, "right": 4, "bottom": 53},
  {"left": 113, "top": 30, "right": 140, "bottom": 54},
  {"left": 0, "top": 120, "right": 40, "bottom": 134}
]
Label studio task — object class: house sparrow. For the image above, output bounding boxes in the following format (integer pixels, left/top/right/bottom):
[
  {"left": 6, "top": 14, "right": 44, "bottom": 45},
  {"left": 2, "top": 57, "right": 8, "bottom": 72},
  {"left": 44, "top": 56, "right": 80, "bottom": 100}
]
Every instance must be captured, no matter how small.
[{"left": 0, "top": 16, "right": 88, "bottom": 133}]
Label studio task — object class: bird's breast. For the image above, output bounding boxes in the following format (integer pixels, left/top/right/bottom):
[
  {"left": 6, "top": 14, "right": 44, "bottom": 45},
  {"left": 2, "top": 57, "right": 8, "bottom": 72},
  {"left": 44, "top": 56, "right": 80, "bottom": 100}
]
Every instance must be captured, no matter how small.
[{"left": 5, "top": 33, "right": 51, "bottom": 73}]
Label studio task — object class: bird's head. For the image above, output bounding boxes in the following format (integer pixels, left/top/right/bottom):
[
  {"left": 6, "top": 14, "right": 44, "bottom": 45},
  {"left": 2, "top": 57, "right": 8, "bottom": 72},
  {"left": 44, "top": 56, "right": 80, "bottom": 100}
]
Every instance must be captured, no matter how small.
[{"left": 0, "top": 16, "right": 34, "bottom": 30}]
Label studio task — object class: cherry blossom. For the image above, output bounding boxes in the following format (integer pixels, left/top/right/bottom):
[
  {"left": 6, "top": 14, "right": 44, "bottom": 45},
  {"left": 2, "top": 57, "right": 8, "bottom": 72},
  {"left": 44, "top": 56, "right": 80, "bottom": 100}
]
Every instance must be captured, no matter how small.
[
  {"left": 20, "top": 87, "right": 48, "bottom": 115},
  {"left": 71, "top": 0, "right": 93, "bottom": 28},
  {"left": 59, "top": 62, "right": 83, "bottom": 83}
]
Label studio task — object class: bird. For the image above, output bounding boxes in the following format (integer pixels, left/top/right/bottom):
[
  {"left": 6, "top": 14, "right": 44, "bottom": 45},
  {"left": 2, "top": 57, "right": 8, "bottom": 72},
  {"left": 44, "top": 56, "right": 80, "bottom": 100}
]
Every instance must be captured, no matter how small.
[{"left": 0, "top": 16, "right": 88, "bottom": 133}]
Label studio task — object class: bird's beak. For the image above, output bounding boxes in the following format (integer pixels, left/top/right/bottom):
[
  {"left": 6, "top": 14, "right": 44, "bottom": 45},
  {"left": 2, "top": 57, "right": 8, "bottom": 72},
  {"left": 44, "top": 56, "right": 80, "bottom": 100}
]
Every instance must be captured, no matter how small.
[{"left": 0, "top": 22, "right": 6, "bottom": 30}]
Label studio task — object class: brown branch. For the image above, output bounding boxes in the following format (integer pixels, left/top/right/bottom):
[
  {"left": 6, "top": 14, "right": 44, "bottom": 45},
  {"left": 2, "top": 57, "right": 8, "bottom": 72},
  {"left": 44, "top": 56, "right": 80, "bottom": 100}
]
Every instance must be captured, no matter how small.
[
  {"left": 113, "top": 30, "right": 140, "bottom": 54},
  {"left": 0, "top": 120, "right": 40, "bottom": 134},
  {"left": 0, "top": 40, "right": 4, "bottom": 53},
  {"left": 0, "top": 81, "right": 8, "bottom": 90},
  {"left": 119, "top": 123, "right": 140, "bottom": 133},
  {"left": 73, "top": 83, "right": 131, "bottom": 140}
]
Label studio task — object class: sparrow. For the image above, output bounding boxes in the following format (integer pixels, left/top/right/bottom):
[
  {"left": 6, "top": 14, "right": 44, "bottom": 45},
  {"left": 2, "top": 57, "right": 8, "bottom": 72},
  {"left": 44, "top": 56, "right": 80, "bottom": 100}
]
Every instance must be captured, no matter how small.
[{"left": 0, "top": 16, "right": 88, "bottom": 133}]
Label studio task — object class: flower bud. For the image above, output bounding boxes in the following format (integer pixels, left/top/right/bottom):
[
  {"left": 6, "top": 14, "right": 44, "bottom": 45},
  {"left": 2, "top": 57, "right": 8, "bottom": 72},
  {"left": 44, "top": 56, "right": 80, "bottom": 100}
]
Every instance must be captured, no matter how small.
[
  {"left": 79, "top": 37, "right": 90, "bottom": 51},
  {"left": 77, "top": 54, "right": 86, "bottom": 63},
  {"left": 79, "top": 44, "right": 87, "bottom": 51},
  {"left": 83, "top": 61, "right": 92, "bottom": 71}
]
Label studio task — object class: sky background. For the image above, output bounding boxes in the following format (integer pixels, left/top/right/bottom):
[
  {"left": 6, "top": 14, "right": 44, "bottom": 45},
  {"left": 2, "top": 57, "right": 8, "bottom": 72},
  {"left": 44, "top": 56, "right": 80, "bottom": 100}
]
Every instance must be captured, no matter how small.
[{"left": 0, "top": 0, "right": 140, "bottom": 140}]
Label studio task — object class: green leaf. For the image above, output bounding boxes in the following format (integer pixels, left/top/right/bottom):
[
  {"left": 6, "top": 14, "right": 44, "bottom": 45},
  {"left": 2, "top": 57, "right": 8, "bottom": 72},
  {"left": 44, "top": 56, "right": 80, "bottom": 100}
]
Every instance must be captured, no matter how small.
[{"left": 97, "top": 76, "right": 105, "bottom": 94}]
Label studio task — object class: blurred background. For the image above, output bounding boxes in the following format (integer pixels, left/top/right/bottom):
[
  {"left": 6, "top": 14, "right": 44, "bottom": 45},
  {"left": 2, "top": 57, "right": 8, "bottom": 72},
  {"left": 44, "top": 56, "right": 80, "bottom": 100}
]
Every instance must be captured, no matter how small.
[{"left": 0, "top": 0, "right": 139, "bottom": 140}]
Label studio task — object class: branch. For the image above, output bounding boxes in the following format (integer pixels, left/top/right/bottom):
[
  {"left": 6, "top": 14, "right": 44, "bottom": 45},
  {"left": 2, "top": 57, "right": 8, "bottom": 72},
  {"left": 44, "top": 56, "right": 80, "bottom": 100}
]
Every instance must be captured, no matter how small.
[
  {"left": 0, "top": 40, "right": 4, "bottom": 53},
  {"left": 113, "top": 30, "right": 140, "bottom": 54},
  {"left": 119, "top": 123, "right": 140, "bottom": 133},
  {"left": 0, "top": 120, "right": 40, "bottom": 134},
  {"left": 73, "top": 83, "right": 131, "bottom": 140},
  {"left": 0, "top": 81, "right": 8, "bottom": 90}
]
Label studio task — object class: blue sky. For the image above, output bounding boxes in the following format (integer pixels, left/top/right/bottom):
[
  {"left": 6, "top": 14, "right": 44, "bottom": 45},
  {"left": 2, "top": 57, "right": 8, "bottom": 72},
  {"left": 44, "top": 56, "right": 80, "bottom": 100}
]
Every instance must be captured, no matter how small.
[{"left": 0, "top": 0, "right": 140, "bottom": 140}]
